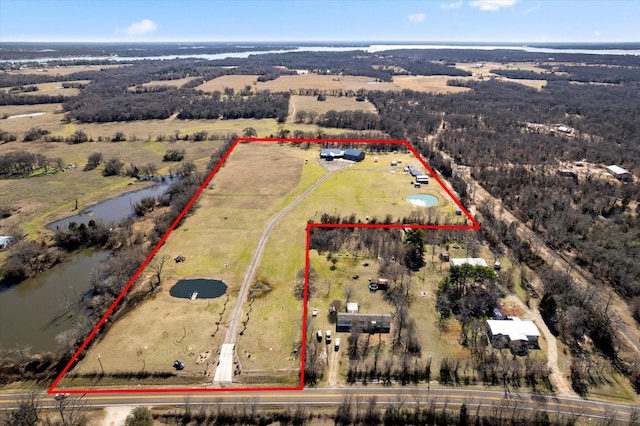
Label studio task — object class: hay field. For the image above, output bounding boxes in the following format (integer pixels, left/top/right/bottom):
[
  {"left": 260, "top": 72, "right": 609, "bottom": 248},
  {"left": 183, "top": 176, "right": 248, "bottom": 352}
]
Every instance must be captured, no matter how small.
[
  {"left": 258, "top": 75, "right": 343, "bottom": 92},
  {"left": 69, "top": 144, "right": 314, "bottom": 386},
  {"left": 195, "top": 75, "right": 259, "bottom": 93},
  {"left": 337, "top": 76, "right": 399, "bottom": 92},
  {"left": 134, "top": 77, "right": 198, "bottom": 90},
  {"left": 392, "top": 75, "right": 472, "bottom": 94},
  {"left": 6, "top": 64, "right": 125, "bottom": 77},
  {"left": 289, "top": 95, "right": 377, "bottom": 120},
  {"left": 1, "top": 80, "right": 91, "bottom": 97},
  {"left": 0, "top": 109, "right": 356, "bottom": 141}
]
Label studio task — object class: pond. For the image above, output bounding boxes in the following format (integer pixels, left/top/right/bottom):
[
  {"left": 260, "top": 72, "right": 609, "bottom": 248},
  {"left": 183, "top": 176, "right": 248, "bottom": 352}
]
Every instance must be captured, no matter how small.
[
  {"left": 47, "top": 178, "right": 174, "bottom": 231},
  {"left": 170, "top": 279, "right": 228, "bottom": 299},
  {"left": 0, "top": 250, "right": 108, "bottom": 353},
  {"left": 407, "top": 194, "right": 439, "bottom": 207}
]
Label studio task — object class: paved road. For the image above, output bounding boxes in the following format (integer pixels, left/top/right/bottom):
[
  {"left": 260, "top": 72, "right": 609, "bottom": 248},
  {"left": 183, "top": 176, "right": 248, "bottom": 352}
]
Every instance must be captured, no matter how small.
[
  {"left": 214, "top": 168, "right": 337, "bottom": 383},
  {"left": 0, "top": 388, "right": 636, "bottom": 422}
]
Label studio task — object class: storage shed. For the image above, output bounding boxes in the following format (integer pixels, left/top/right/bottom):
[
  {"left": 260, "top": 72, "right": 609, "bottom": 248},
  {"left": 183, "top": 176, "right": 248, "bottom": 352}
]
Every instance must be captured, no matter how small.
[{"left": 343, "top": 149, "right": 365, "bottom": 162}]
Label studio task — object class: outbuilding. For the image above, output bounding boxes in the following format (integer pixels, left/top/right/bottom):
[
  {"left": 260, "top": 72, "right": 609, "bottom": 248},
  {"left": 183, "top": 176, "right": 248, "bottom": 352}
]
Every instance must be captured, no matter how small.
[
  {"left": 607, "top": 165, "right": 632, "bottom": 181},
  {"left": 336, "top": 313, "right": 392, "bottom": 333},
  {"left": 450, "top": 258, "right": 488, "bottom": 267},
  {"left": 0, "top": 236, "right": 12, "bottom": 249},
  {"left": 320, "top": 148, "right": 344, "bottom": 159},
  {"left": 343, "top": 149, "right": 365, "bottom": 162}
]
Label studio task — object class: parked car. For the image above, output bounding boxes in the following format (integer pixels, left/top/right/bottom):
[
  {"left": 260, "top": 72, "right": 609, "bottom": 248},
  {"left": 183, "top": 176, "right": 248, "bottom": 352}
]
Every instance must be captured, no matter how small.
[
  {"left": 334, "top": 338, "right": 341, "bottom": 351},
  {"left": 316, "top": 330, "right": 323, "bottom": 342},
  {"left": 325, "top": 330, "right": 332, "bottom": 343}
]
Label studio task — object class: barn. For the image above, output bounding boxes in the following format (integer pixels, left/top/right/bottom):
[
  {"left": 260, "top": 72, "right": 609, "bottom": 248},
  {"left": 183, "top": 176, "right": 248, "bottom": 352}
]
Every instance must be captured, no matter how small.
[
  {"left": 336, "top": 313, "right": 391, "bottom": 333},
  {"left": 343, "top": 149, "right": 365, "bottom": 162}
]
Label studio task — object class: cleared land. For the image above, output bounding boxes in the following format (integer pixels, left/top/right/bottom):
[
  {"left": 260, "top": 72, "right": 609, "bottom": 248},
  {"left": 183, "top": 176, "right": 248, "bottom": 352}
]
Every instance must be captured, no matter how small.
[
  {"left": 289, "top": 95, "right": 377, "bottom": 121},
  {"left": 5, "top": 64, "right": 125, "bottom": 76},
  {"left": 392, "top": 75, "right": 472, "bottom": 94},
  {"left": 195, "top": 75, "right": 259, "bottom": 93},
  {"left": 0, "top": 110, "right": 360, "bottom": 141},
  {"left": 60, "top": 143, "right": 463, "bottom": 388},
  {"left": 1, "top": 80, "right": 91, "bottom": 97},
  {"left": 137, "top": 77, "right": 198, "bottom": 89}
]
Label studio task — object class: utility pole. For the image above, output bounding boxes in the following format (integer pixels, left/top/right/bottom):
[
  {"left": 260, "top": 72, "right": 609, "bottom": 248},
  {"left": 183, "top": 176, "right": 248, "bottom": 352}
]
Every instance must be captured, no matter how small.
[{"left": 96, "top": 353, "right": 104, "bottom": 375}]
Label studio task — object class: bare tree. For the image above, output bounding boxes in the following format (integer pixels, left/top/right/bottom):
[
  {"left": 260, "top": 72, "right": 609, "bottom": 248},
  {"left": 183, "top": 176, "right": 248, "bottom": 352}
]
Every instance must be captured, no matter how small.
[
  {"left": 149, "top": 255, "right": 171, "bottom": 290},
  {"left": 5, "top": 388, "right": 41, "bottom": 426},
  {"left": 55, "top": 394, "right": 88, "bottom": 426}
]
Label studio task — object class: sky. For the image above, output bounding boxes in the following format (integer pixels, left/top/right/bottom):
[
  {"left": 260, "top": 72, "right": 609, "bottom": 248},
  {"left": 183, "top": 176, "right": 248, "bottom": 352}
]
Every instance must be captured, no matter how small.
[{"left": 0, "top": 0, "right": 638, "bottom": 43}]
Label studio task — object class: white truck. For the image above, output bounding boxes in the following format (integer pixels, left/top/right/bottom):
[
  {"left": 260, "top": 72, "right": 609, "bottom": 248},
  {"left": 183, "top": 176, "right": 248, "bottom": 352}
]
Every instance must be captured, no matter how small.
[
  {"left": 334, "top": 338, "right": 341, "bottom": 351},
  {"left": 325, "top": 330, "right": 331, "bottom": 343}
]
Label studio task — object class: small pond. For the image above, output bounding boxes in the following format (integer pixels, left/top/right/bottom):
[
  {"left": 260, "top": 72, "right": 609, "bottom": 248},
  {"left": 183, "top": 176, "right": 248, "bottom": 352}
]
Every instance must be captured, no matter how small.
[
  {"left": 170, "top": 279, "right": 228, "bottom": 299},
  {"left": 407, "top": 194, "right": 439, "bottom": 207}
]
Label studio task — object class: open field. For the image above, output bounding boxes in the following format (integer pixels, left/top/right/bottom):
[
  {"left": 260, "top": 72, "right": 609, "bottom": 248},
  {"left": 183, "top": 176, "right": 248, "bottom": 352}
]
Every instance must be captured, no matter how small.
[
  {"left": 137, "top": 76, "right": 198, "bottom": 89},
  {"left": 254, "top": 75, "right": 344, "bottom": 92},
  {"left": 0, "top": 109, "right": 364, "bottom": 141},
  {"left": 4, "top": 64, "right": 126, "bottom": 77},
  {"left": 1, "top": 80, "right": 91, "bottom": 97},
  {"left": 336, "top": 76, "right": 399, "bottom": 92},
  {"left": 195, "top": 75, "right": 259, "bottom": 93},
  {"left": 66, "top": 143, "right": 315, "bottom": 387},
  {"left": 61, "top": 142, "right": 465, "bottom": 388},
  {"left": 289, "top": 94, "right": 377, "bottom": 120},
  {"left": 392, "top": 75, "right": 472, "bottom": 94}
]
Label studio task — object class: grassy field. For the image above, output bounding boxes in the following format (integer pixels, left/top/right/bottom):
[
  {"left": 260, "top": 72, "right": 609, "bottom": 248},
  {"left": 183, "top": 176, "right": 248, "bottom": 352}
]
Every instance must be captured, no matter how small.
[
  {"left": 5, "top": 64, "right": 125, "bottom": 77},
  {"left": 1, "top": 80, "right": 91, "bottom": 97},
  {"left": 195, "top": 75, "right": 260, "bottom": 93},
  {"left": 137, "top": 76, "right": 198, "bottom": 89},
  {"left": 289, "top": 95, "right": 377, "bottom": 122},
  {"left": 0, "top": 109, "right": 361, "bottom": 141},
  {"left": 392, "top": 75, "right": 472, "bottom": 94}
]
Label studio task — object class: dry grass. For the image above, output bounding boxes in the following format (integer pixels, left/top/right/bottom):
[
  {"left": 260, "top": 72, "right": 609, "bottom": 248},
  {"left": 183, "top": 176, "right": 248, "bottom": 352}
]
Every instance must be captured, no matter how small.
[
  {"left": 392, "top": 75, "right": 472, "bottom": 94},
  {"left": 1, "top": 80, "right": 91, "bottom": 97},
  {"left": 337, "top": 76, "right": 398, "bottom": 92},
  {"left": 289, "top": 95, "right": 377, "bottom": 120},
  {"left": 139, "top": 77, "right": 198, "bottom": 89},
  {"left": 6, "top": 64, "right": 125, "bottom": 77},
  {"left": 195, "top": 75, "right": 259, "bottom": 93},
  {"left": 258, "top": 75, "right": 343, "bottom": 92}
]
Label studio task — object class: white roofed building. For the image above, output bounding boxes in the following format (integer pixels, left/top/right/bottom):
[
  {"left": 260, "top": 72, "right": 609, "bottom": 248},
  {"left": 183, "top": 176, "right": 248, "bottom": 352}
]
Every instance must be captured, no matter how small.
[
  {"left": 486, "top": 318, "right": 540, "bottom": 351},
  {"left": 607, "top": 165, "right": 632, "bottom": 181},
  {"left": 450, "top": 258, "right": 487, "bottom": 267}
]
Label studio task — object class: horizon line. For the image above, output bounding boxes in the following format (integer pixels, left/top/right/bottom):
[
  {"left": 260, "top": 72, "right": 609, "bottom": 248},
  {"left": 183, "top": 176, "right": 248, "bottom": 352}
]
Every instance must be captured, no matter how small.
[{"left": 2, "top": 40, "right": 639, "bottom": 45}]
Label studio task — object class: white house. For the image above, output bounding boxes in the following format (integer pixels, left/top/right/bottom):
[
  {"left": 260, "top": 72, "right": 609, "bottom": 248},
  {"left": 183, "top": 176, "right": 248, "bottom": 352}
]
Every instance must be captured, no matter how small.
[{"left": 486, "top": 318, "right": 540, "bottom": 350}]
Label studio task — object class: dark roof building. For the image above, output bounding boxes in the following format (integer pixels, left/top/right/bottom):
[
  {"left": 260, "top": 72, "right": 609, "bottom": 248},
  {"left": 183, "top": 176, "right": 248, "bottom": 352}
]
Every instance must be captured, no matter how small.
[
  {"left": 336, "top": 313, "right": 391, "bottom": 333},
  {"left": 343, "top": 149, "right": 365, "bottom": 162}
]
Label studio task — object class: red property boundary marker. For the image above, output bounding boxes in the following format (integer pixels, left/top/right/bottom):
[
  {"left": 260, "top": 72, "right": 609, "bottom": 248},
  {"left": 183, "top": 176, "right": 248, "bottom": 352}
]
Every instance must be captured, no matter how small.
[{"left": 48, "top": 137, "right": 479, "bottom": 394}]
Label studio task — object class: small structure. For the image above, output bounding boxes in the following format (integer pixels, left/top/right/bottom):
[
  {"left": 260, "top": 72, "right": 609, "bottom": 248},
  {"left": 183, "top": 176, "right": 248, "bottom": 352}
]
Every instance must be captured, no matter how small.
[
  {"left": 375, "top": 278, "right": 389, "bottom": 290},
  {"left": 557, "top": 169, "right": 578, "bottom": 179},
  {"left": 337, "top": 313, "right": 392, "bottom": 333},
  {"left": 346, "top": 302, "right": 359, "bottom": 313},
  {"left": 439, "top": 252, "right": 450, "bottom": 262},
  {"left": 607, "top": 165, "right": 632, "bottom": 181},
  {"left": 486, "top": 318, "right": 540, "bottom": 351},
  {"left": 320, "top": 148, "right": 344, "bottom": 160},
  {"left": 343, "top": 149, "right": 365, "bottom": 162},
  {"left": 415, "top": 175, "right": 429, "bottom": 184},
  {"left": 455, "top": 207, "right": 463, "bottom": 216},
  {"left": 0, "top": 236, "right": 12, "bottom": 249},
  {"left": 390, "top": 160, "right": 398, "bottom": 166},
  {"left": 450, "top": 258, "right": 488, "bottom": 267},
  {"left": 557, "top": 125, "right": 571, "bottom": 134}
]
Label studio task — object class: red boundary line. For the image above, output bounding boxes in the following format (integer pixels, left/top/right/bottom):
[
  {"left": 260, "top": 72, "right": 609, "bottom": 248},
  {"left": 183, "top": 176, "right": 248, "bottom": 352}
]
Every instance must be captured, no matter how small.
[{"left": 48, "top": 137, "right": 478, "bottom": 394}]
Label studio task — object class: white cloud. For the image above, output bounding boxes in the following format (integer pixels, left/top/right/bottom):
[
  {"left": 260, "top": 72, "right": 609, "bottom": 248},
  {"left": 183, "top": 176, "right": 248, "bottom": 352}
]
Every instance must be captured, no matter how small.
[
  {"left": 594, "top": 31, "right": 602, "bottom": 36},
  {"left": 470, "top": 0, "right": 518, "bottom": 11},
  {"left": 441, "top": 1, "right": 463, "bottom": 9},
  {"left": 522, "top": 4, "right": 540, "bottom": 14},
  {"left": 121, "top": 19, "right": 158, "bottom": 36},
  {"left": 408, "top": 13, "right": 426, "bottom": 23}
]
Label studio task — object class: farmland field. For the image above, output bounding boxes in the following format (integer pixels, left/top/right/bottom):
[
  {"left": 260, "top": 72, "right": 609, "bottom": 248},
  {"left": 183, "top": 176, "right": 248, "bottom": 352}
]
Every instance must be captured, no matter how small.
[
  {"left": 195, "top": 75, "right": 260, "bottom": 93},
  {"left": 288, "top": 94, "right": 377, "bottom": 122}
]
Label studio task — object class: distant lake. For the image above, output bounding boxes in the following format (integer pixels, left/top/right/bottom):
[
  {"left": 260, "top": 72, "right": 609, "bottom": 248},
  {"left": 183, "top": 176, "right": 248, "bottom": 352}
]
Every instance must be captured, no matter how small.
[{"left": 2, "top": 43, "right": 639, "bottom": 63}]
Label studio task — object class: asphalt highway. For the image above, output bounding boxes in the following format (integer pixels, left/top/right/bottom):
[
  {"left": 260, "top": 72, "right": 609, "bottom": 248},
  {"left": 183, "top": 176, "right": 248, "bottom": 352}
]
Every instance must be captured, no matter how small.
[{"left": 0, "top": 387, "right": 636, "bottom": 422}]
